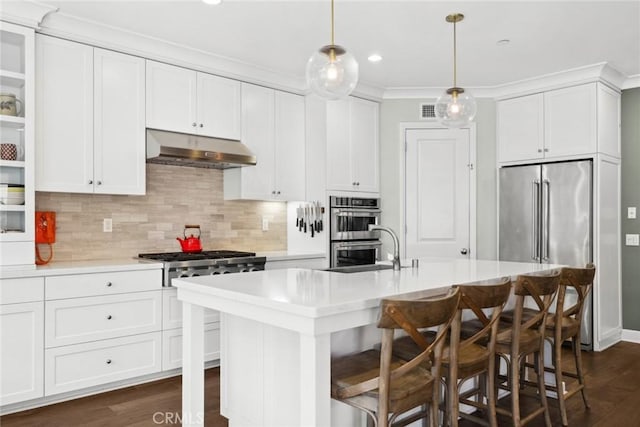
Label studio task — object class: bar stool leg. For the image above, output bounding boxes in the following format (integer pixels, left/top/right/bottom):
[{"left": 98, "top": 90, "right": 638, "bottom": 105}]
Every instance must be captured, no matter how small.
[
  {"left": 487, "top": 355, "right": 498, "bottom": 427},
  {"left": 510, "top": 355, "right": 522, "bottom": 426},
  {"left": 573, "top": 334, "right": 590, "bottom": 409},
  {"left": 535, "top": 349, "right": 552, "bottom": 427},
  {"left": 554, "top": 335, "right": 569, "bottom": 426}
]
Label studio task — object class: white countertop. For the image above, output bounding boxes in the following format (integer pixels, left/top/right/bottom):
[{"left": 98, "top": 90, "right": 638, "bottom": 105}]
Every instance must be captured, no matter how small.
[
  {"left": 0, "top": 258, "right": 163, "bottom": 279},
  {"left": 174, "top": 258, "right": 562, "bottom": 319},
  {"left": 258, "top": 251, "right": 326, "bottom": 262}
]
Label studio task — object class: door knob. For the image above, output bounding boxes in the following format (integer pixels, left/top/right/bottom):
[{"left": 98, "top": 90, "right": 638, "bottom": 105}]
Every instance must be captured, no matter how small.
[{"left": 460, "top": 248, "right": 468, "bottom": 255}]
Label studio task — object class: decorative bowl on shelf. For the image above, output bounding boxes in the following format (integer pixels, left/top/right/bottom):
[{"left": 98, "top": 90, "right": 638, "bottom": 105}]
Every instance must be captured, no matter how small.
[{"left": 0, "top": 184, "right": 25, "bottom": 205}]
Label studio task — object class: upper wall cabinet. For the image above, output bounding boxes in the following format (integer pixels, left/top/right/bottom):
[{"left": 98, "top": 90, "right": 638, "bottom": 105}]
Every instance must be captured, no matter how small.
[
  {"left": 326, "top": 97, "right": 379, "bottom": 193},
  {"left": 146, "top": 60, "right": 241, "bottom": 140},
  {"left": 498, "top": 82, "right": 620, "bottom": 163},
  {"left": 35, "top": 36, "right": 146, "bottom": 195},
  {"left": 224, "top": 83, "right": 305, "bottom": 201}
]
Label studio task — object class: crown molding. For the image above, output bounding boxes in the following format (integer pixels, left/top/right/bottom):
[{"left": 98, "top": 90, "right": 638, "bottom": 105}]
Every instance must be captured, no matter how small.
[
  {"left": 622, "top": 75, "right": 640, "bottom": 90},
  {"left": 37, "top": 11, "right": 310, "bottom": 95},
  {"left": 382, "top": 86, "right": 496, "bottom": 100},
  {"left": 0, "top": 1, "right": 58, "bottom": 29}
]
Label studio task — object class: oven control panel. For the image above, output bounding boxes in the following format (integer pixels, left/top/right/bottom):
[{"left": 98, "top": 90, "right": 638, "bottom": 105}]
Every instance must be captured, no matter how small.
[{"left": 330, "top": 196, "right": 380, "bottom": 208}]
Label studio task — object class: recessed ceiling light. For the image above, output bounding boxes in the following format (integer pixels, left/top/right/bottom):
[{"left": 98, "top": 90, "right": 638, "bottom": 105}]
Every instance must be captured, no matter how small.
[
  {"left": 496, "top": 39, "right": 510, "bottom": 46},
  {"left": 202, "top": 0, "right": 222, "bottom": 5},
  {"left": 368, "top": 54, "right": 383, "bottom": 63}
]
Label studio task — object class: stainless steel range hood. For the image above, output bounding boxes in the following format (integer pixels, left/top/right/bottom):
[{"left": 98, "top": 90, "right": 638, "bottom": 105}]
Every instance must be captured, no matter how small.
[{"left": 146, "top": 128, "right": 256, "bottom": 169}]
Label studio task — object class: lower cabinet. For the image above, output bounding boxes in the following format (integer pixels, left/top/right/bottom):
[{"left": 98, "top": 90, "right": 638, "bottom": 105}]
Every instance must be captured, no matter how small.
[
  {"left": 0, "top": 301, "right": 44, "bottom": 406},
  {"left": 162, "top": 324, "right": 220, "bottom": 371},
  {"left": 44, "top": 332, "right": 162, "bottom": 395}
]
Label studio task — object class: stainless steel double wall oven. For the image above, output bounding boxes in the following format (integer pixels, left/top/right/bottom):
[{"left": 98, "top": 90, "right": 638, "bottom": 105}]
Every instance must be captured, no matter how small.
[{"left": 329, "top": 196, "right": 381, "bottom": 267}]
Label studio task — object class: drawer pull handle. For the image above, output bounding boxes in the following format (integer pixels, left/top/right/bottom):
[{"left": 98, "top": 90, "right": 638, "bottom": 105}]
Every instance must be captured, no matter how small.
[
  {"left": 107, "top": 315, "right": 112, "bottom": 320},
  {"left": 106, "top": 282, "right": 113, "bottom": 287},
  {"left": 106, "top": 359, "right": 112, "bottom": 364}
]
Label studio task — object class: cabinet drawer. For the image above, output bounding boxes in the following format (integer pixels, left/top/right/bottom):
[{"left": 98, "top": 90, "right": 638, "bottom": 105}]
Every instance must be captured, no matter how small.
[
  {"left": 46, "top": 269, "right": 161, "bottom": 300},
  {"left": 45, "top": 291, "right": 162, "bottom": 347},
  {"left": 44, "top": 332, "right": 161, "bottom": 396},
  {"left": 1, "top": 277, "right": 44, "bottom": 305},
  {"left": 162, "top": 324, "right": 220, "bottom": 371},
  {"left": 162, "top": 288, "right": 219, "bottom": 329}
]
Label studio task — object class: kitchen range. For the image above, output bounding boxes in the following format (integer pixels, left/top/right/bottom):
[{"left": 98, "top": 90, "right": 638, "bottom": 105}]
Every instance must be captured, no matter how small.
[{"left": 138, "top": 250, "right": 266, "bottom": 287}]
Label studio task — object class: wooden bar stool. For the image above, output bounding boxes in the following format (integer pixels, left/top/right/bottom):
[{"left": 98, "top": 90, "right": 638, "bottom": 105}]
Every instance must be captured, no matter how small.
[
  {"left": 489, "top": 271, "right": 561, "bottom": 427},
  {"left": 331, "top": 289, "right": 460, "bottom": 427},
  {"left": 391, "top": 277, "right": 512, "bottom": 427},
  {"left": 503, "top": 264, "right": 595, "bottom": 426}
]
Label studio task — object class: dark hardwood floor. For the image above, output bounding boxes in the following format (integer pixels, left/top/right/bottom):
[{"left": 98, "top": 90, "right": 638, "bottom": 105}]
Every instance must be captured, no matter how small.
[{"left": 2, "top": 341, "right": 640, "bottom": 426}]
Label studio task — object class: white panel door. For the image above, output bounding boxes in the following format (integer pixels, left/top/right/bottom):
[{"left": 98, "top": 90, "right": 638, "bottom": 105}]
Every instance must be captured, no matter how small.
[
  {"left": 274, "top": 91, "right": 305, "bottom": 200},
  {"left": 94, "top": 48, "right": 146, "bottom": 195},
  {"left": 145, "top": 60, "right": 196, "bottom": 134},
  {"left": 197, "top": 73, "right": 241, "bottom": 140},
  {"left": 405, "top": 128, "right": 470, "bottom": 258},
  {"left": 0, "top": 302, "right": 44, "bottom": 405},
  {"left": 35, "top": 35, "right": 93, "bottom": 192}
]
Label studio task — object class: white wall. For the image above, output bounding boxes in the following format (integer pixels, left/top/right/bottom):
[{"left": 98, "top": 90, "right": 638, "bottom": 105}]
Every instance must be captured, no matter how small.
[{"left": 378, "top": 98, "right": 498, "bottom": 260}]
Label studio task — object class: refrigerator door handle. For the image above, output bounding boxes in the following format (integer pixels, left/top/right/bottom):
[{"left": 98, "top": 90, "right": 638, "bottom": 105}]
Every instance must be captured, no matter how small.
[
  {"left": 532, "top": 179, "right": 541, "bottom": 261},
  {"left": 542, "top": 179, "right": 550, "bottom": 261}
]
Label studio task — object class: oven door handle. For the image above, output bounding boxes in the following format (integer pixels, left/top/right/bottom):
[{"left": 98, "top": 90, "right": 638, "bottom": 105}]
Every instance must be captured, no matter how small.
[
  {"left": 332, "top": 209, "right": 382, "bottom": 217},
  {"left": 333, "top": 241, "right": 383, "bottom": 250}
]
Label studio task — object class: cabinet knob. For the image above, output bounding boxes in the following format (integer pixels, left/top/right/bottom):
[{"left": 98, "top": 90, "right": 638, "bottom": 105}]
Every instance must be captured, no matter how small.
[
  {"left": 88, "top": 180, "right": 93, "bottom": 184},
  {"left": 106, "top": 282, "right": 112, "bottom": 287},
  {"left": 272, "top": 190, "right": 276, "bottom": 194},
  {"left": 199, "top": 123, "right": 204, "bottom": 128},
  {"left": 352, "top": 182, "right": 356, "bottom": 186},
  {"left": 356, "top": 182, "right": 360, "bottom": 186},
  {"left": 460, "top": 248, "right": 468, "bottom": 255},
  {"left": 97, "top": 181, "right": 102, "bottom": 185},
  {"left": 544, "top": 148, "right": 549, "bottom": 152},
  {"left": 276, "top": 191, "right": 281, "bottom": 195},
  {"left": 107, "top": 315, "right": 112, "bottom": 320},
  {"left": 537, "top": 149, "right": 542, "bottom": 153},
  {"left": 106, "top": 359, "right": 112, "bottom": 364},
  {"left": 192, "top": 122, "right": 197, "bottom": 127}
]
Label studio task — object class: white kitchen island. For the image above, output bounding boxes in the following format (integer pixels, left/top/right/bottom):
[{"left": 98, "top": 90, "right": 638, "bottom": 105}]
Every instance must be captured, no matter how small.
[{"left": 174, "top": 258, "right": 561, "bottom": 427}]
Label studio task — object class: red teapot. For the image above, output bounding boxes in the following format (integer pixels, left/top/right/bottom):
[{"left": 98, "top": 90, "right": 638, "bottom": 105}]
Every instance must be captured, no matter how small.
[{"left": 177, "top": 225, "right": 202, "bottom": 253}]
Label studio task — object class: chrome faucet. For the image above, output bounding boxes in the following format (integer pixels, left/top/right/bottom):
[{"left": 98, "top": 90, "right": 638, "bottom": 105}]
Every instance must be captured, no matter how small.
[{"left": 368, "top": 225, "right": 401, "bottom": 271}]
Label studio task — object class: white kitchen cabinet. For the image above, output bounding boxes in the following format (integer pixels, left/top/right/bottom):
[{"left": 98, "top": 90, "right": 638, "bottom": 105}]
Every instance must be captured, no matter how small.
[
  {"left": 498, "top": 82, "right": 620, "bottom": 163},
  {"left": 146, "top": 60, "right": 241, "bottom": 140},
  {"left": 44, "top": 332, "right": 161, "bottom": 396},
  {"left": 224, "top": 83, "right": 305, "bottom": 201},
  {"left": 0, "top": 22, "right": 35, "bottom": 266},
  {"left": 0, "top": 277, "right": 45, "bottom": 406},
  {"left": 162, "top": 324, "right": 220, "bottom": 371},
  {"left": 35, "top": 35, "right": 145, "bottom": 195},
  {"left": 326, "top": 97, "right": 379, "bottom": 193}
]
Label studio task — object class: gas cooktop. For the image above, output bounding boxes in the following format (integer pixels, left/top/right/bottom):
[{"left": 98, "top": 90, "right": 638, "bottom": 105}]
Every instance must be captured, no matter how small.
[{"left": 138, "top": 250, "right": 257, "bottom": 262}]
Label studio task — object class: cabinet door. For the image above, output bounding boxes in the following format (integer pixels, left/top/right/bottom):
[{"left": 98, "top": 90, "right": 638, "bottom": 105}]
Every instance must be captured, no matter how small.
[
  {"left": 0, "top": 302, "right": 44, "bottom": 405},
  {"left": 274, "top": 91, "right": 305, "bottom": 200},
  {"left": 497, "top": 93, "right": 544, "bottom": 163},
  {"left": 326, "top": 99, "right": 353, "bottom": 191},
  {"left": 544, "top": 83, "right": 597, "bottom": 157},
  {"left": 94, "top": 49, "right": 146, "bottom": 195},
  {"left": 145, "top": 60, "right": 196, "bottom": 134},
  {"left": 35, "top": 35, "right": 93, "bottom": 192},
  {"left": 235, "top": 83, "right": 275, "bottom": 199},
  {"left": 197, "top": 73, "right": 241, "bottom": 140},
  {"left": 350, "top": 98, "right": 379, "bottom": 193}
]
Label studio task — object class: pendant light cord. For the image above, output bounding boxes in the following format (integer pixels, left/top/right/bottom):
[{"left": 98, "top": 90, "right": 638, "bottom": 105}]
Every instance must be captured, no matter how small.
[
  {"left": 331, "top": 0, "right": 335, "bottom": 46},
  {"left": 453, "top": 18, "right": 457, "bottom": 88}
]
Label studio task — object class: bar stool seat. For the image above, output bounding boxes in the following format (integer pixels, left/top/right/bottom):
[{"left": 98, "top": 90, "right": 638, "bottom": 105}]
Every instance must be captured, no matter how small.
[{"left": 331, "top": 289, "right": 461, "bottom": 427}]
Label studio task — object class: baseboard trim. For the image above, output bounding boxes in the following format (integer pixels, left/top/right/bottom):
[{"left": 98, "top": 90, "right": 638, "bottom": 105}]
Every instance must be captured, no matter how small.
[{"left": 622, "top": 329, "right": 640, "bottom": 343}]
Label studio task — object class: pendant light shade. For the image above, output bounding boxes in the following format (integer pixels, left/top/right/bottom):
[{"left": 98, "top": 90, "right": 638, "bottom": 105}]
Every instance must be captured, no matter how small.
[
  {"left": 306, "top": 0, "right": 359, "bottom": 100},
  {"left": 436, "top": 13, "right": 477, "bottom": 128}
]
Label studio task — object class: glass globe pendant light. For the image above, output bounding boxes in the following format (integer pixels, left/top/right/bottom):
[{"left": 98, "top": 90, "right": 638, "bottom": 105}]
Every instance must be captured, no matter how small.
[
  {"left": 306, "top": 0, "right": 359, "bottom": 100},
  {"left": 435, "top": 13, "right": 477, "bottom": 128}
]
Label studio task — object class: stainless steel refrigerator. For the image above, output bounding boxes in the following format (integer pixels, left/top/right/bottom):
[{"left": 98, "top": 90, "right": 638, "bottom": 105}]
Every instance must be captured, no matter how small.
[{"left": 499, "top": 160, "right": 593, "bottom": 349}]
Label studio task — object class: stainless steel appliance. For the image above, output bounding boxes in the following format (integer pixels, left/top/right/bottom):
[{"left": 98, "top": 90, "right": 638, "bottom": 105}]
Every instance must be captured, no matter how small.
[
  {"left": 499, "top": 160, "right": 593, "bottom": 348},
  {"left": 138, "top": 250, "right": 266, "bottom": 287},
  {"left": 329, "top": 196, "right": 381, "bottom": 267}
]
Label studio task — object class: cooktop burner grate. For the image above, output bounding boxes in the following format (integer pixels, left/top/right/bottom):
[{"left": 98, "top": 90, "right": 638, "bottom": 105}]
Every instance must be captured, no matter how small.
[{"left": 138, "top": 250, "right": 257, "bottom": 262}]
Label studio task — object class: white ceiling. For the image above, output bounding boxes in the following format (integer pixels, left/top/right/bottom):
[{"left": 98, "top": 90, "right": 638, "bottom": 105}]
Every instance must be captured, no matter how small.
[{"left": 33, "top": 0, "right": 640, "bottom": 90}]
